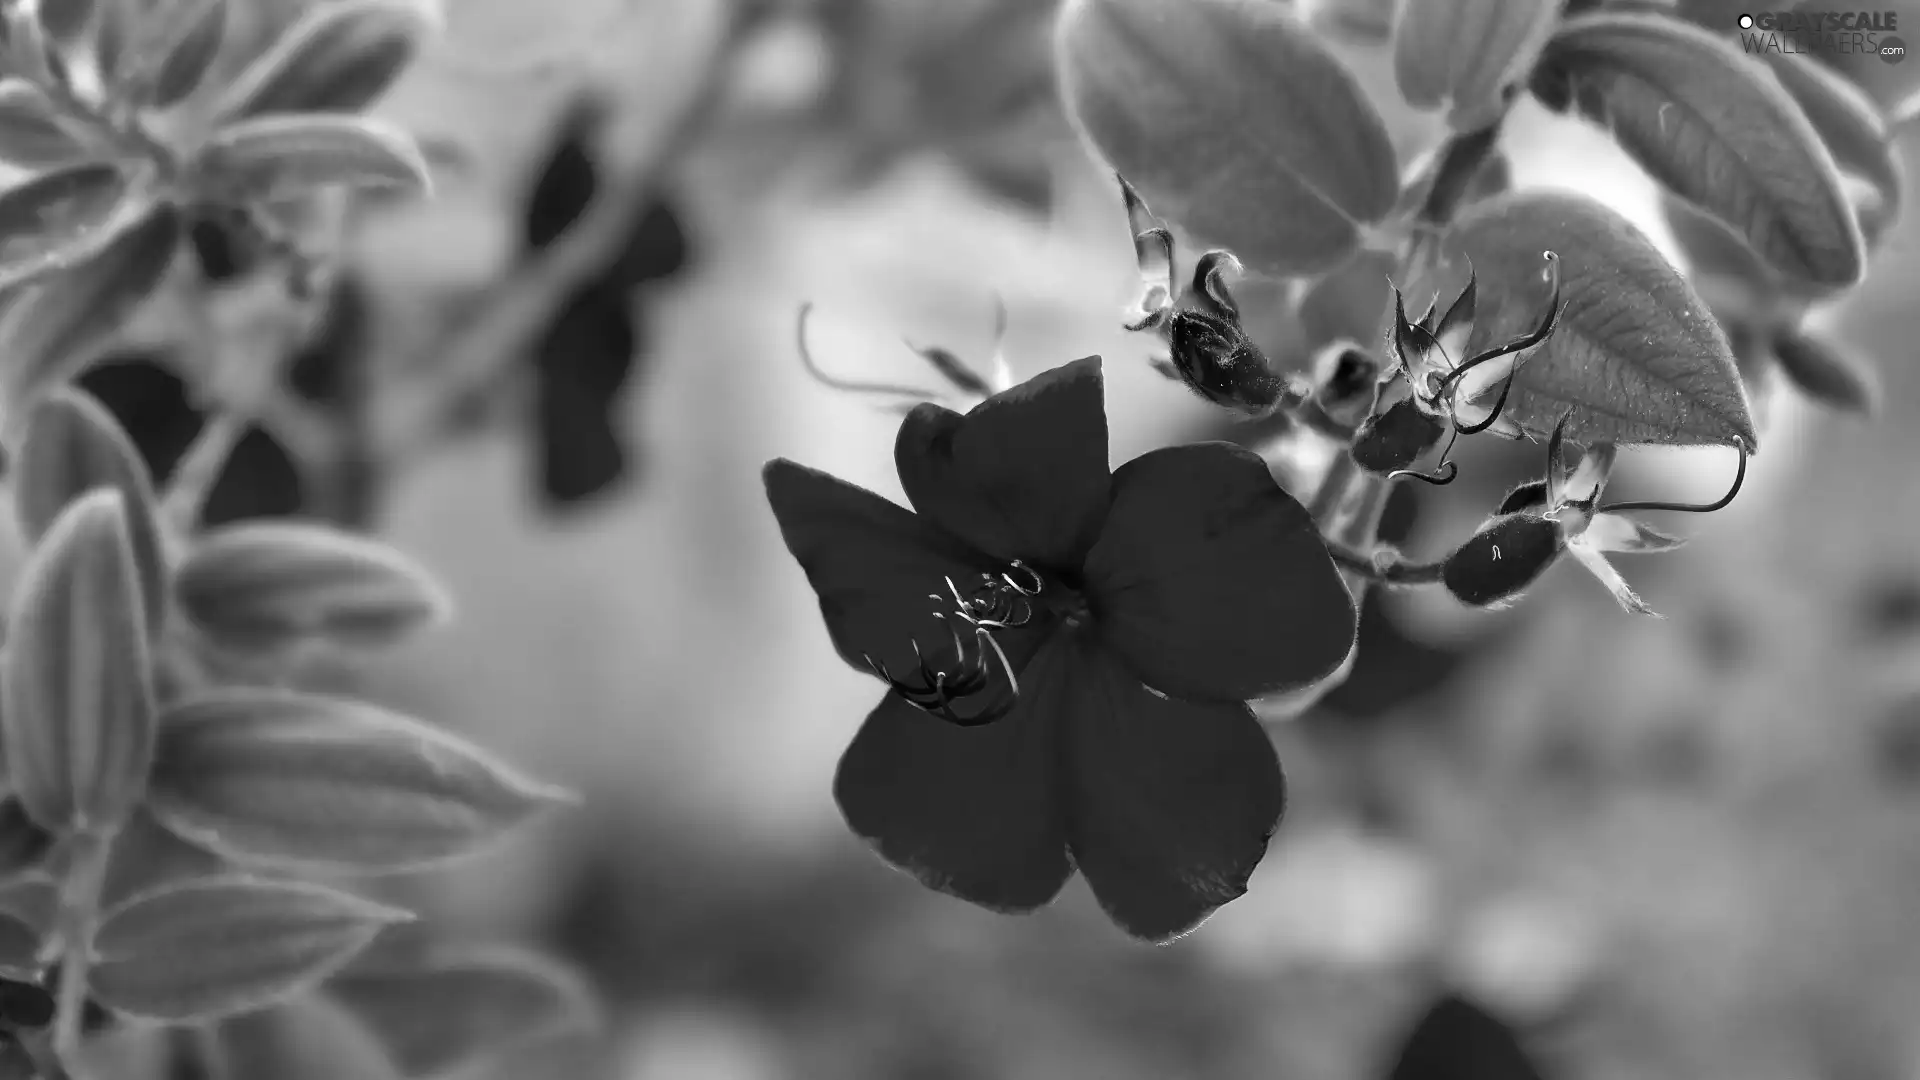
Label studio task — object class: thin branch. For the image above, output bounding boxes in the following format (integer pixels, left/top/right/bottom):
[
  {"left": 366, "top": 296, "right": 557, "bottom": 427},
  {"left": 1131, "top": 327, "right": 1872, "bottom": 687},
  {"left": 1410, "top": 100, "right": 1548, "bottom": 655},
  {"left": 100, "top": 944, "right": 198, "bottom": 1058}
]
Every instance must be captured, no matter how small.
[{"left": 1324, "top": 540, "right": 1445, "bottom": 585}]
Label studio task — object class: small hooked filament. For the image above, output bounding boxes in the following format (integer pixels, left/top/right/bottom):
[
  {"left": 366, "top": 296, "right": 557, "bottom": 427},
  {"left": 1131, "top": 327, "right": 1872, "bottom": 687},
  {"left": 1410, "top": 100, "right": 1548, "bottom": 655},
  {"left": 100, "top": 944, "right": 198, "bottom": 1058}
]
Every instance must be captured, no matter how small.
[
  {"left": 862, "top": 560, "right": 1046, "bottom": 727},
  {"left": 1597, "top": 442, "right": 1749, "bottom": 516}
]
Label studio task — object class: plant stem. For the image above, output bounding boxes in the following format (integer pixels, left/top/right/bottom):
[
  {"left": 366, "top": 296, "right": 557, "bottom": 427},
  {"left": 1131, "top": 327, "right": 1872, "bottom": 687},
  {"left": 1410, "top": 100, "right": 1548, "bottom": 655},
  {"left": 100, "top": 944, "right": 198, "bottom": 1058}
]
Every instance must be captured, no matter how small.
[{"left": 50, "top": 830, "right": 113, "bottom": 1080}]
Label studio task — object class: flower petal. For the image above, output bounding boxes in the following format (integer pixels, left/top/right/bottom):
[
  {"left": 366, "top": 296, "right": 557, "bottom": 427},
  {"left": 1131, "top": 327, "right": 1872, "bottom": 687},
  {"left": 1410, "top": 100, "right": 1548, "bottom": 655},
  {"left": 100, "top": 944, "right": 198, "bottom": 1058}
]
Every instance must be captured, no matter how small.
[
  {"left": 764, "top": 459, "right": 992, "bottom": 679},
  {"left": 1582, "top": 511, "right": 1686, "bottom": 554},
  {"left": 894, "top": 356, "right": 1112, "bottom": 571},
  {"left": 1083, "top": 443, "right": 1355, "bottom": 702},
  {"left": 1059, "top": 638, "right": 1284, "bottom": 943},
  {"left": 833, "top": 638, "right": 1073, "bottom": 912},
  {"left": 1566, "top": 539, "right": 1662, "bottom": 617}
]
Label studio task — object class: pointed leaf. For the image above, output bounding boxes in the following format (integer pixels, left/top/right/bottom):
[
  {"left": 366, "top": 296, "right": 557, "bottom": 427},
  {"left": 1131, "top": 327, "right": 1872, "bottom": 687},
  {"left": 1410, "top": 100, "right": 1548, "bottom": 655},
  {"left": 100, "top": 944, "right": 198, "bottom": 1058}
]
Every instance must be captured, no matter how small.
[
  {"left": 98, "top": 809, "right": 226, "bottom": 911},
  {"left": 0, "top": 81, "right": 91, "bottom": 168},
  {"left": 148, "top": 689, "right": 572, "bottom": 873},
  {"left": 329, "top": 947, "right": 595, "bottom": 1075},
  {"left": 1, "top": 489, "right": 155, "bottom": 833},
  {"left": 14, "top": 388, "right": 168, "bottom": 635},
  {"left": 198, "top": 115, "right": 430, "bottom": 201},
  {"left": 0, "top": 203, "right": 180, "bottom": 430},
  {"left": 211, "top": 0, "right": 434, "bottom": 121},
  {"left": 1771, "top": 325, "right": 1881, "bottom": 415},
  {"left": 1436, "top": 190, "right": 1755, "bottom": 448},
  {"left": 1057, "top": 0, "right": 1399, "bottom": 276},
  {"left": 1387, "top": 992, "right": 1547, "bottom": 1080},
  {"left": 1394, "top": 0, "right": 1563, "bottom": 131},
  {"left": 0, "top": 163, "right": 131, "bottom": 285},
  {"left": 216, "top": 994, "right": 403, "bottom": 1080},
  {"left": 90, "top": 877, "right": 411, "bottom": 1024},
  {"left": 1531, "top": 12, "right": 1862, "bottom": 288},
  {"left": 144, "top": 0, "right": 228, "bottom": 110},
  {"left": 174, "top": 522, "right": 449, "bottom": 653}
]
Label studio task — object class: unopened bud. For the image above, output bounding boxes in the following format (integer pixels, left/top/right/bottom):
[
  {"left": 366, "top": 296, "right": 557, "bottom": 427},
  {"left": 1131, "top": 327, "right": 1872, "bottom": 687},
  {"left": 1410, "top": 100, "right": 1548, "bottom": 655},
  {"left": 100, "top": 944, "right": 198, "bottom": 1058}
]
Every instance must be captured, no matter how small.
[{"left": 1442, "top": 512, "right": 1564, "bottom": 607}]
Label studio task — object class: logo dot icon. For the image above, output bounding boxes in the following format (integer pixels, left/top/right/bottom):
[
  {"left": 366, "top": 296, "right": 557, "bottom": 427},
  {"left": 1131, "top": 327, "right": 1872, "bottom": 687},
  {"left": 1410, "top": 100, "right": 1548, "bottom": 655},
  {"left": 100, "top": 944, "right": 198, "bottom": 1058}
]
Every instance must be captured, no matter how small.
[{"left": 1738, "top": 13, "right": 1754, "bottom": 28}]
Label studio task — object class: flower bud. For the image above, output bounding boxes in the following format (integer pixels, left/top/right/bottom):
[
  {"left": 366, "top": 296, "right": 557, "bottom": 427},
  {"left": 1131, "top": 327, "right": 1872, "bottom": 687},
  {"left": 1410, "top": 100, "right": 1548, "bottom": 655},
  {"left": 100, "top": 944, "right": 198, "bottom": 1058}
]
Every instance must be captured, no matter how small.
[
  {"left": 1442, "top": 512, "right": 1564, "bottom": 607},
  {"left": 1166, "top": 309, "right": 1292, "bottom": 415},
  {"left": 1350, "top": 397, "right": 1445, "bottom": 475}
]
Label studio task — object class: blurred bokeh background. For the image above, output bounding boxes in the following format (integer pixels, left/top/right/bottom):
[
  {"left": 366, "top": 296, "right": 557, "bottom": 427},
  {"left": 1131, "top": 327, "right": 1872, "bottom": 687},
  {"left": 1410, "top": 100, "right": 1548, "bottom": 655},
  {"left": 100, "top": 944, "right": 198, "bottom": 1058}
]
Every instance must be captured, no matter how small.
[{"left": 126, "top": 0, "right": 1920, "bottom": 1075}]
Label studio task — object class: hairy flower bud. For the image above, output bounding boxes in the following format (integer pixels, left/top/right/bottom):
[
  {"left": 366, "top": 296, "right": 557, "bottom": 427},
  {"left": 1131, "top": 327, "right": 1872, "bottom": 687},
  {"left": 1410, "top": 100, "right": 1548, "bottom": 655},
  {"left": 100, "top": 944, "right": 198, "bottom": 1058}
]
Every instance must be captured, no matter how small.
[
  {"left": 1441, "top": 512, "right": 1565, "bottom": 607},
  {"left": 1351, "top": 397, "right": 1446, "bottom": 475}
]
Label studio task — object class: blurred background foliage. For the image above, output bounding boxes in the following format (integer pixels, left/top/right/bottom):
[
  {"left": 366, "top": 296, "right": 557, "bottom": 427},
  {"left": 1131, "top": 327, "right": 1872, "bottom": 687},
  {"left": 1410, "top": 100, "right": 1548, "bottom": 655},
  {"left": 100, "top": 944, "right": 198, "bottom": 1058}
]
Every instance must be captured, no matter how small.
[{"left": 91, "top": 0, "right": 1920, "bottom": 1075}]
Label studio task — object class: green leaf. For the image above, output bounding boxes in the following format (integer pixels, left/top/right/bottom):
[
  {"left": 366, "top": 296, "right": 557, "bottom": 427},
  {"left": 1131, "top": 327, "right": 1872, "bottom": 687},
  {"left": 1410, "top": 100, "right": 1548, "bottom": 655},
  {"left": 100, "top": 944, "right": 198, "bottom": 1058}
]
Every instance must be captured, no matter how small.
[
  {"left": 0, "top": 81, "right": 91, "bottom": 168},
  {"left": 174, "top": 521, "right": 450, "bottom": 653},
  {"left": 1763, "top": 52, "right": 1903, "bottom": 249},
  {"left": 0, "top": 162, "right": 132, "bottom": 287},
  {"left": 1394, "top": 0, "right": 1564, "bottom": 131},
  {"left": 0, "top": 202, "right": 180, "bottom": 431},
  {"left": 14, "top": 388, "right": 169, "bottom": 636},
  {"left": 328, "top": 947, "right": 596, "bottom": 1075},
  {"left": 211, "top": 0, "right": 434, "bottom": 121},
  {"left": 1, "top": 489, "right": 156, "bottom": 834},
  {"left": 1531, "top": 12, "right": 1863, "bottom": 289},
  {"left": 198, "top": 114, "right": 431, "bottom": 201},
  {"left": 1770, "top": 325, "right": 1880, "bottom": 415},
  {"left": 1057, "top": 0, "right": 1400, "bottom": 276},
  {"left": 216, "top": 994, "right": 403, "bottom": 1080},
  {"left": 90, "top": 877, "right": 412, "bottom": 1024},
  {"left": 147, "top": 689, "right": 572, "bottom": 873},
  {"left": 1437, "top": 190, "right": 1756, "bottom": 448},
  {"left": 143, "top": 0, "right": 227, "bottom": 109}
]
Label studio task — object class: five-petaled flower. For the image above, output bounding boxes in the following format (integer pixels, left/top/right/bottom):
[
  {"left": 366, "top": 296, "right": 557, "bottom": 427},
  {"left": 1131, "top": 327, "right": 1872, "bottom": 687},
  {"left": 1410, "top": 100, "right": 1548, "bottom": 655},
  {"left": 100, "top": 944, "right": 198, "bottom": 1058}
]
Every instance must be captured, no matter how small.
[
  {"left": 1442, "top": 414, "right": 1744, "bottom": 617},
  {"left": 764, "top": 356, "right": 1357, "bottom": 942}
]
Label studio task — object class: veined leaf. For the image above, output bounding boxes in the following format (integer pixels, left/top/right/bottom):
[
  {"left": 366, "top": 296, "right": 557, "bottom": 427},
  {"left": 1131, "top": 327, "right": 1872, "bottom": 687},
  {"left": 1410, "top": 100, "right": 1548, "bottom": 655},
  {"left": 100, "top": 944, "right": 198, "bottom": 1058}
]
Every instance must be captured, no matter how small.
[
  {"left": 0, "top": 163, "right": 131, "bottom": 286},
  {"left": 1437, "top": 190, "right": 1755, "bottom": 448},
  {"left": 1394, "top": 0, "right": 1563, "bottom": 131},
  {"left": 1, "top": 489, "right": 156, "bottom": 834},
  {"left": 91, "top": 877, "right": 411, "bottom": 1024},
  {"left": 197, "top": 114, "right": 431, "bottom": 201},
  {"left": 148, "top": 689, "right": 572, "bottom": 873},
  {"left": 1057, "top": 0, "right": 1399, "bottom": 276},
  {"left": 211, "top": 0, "right": 435, "bottom": 121},
  {"left": 1532, "top": 12, "right": 1863, "bottom": 288}
]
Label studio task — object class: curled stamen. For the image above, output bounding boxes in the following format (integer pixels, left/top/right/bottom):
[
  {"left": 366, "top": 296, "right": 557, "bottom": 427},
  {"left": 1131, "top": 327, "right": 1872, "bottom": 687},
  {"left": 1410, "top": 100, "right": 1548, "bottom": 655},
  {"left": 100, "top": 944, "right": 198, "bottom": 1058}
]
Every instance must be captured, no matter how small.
[
  {"left": 796, "top": 302, "right": 943, "bottom": 400},
  {"left": 1436, "top": 251, "right": 1563, "bottom": 398},
  {"left": 1390, "top": 457, "right": 1460, "bottom": 486},
  {"left": 1597, "top": 442, "right": 1749, "bottom": 516}
]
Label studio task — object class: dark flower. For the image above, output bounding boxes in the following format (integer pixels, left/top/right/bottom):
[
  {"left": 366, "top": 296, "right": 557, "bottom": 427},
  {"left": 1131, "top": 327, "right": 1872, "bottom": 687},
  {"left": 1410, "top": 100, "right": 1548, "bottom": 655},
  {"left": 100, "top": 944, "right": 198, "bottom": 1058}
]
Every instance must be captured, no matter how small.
[{"left": 764, "top": 357, "right": 1356, "bottom": 941}]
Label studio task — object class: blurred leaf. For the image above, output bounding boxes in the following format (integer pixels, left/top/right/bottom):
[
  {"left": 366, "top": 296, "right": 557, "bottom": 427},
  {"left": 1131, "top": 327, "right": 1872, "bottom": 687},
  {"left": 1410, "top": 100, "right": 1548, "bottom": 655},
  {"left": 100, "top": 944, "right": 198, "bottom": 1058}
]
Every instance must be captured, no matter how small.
[
  {"left": 148, "top": 688, "right": 572, "bottom": 874},
  {"left": 0, "top": 162, "right": 132, "bottom": 286},
  {"left": 608, "top": 196, "right": 691, "bottom": 289},
  {"left": 211, "top": 0, "right": 433, "bottom": 120},
  {"left": 1057, "top": 0, "right": 1399, "bottom": 275},
  {"left": 36, "top": 0, "right": 95, "bottom": 45},
  {"left": 1438, "top": 190, "right": 1755, "bottom": 447},
  {"left": 1383, "top": 992, "right": 1547, "bottom": 1080},
  {"left": 1771, "top": 324, "right": 1880, "bottom": 414},
  {"left": 1394, "top": 0, "right": 1563, "bottom": 131},
  {"left": 0, "top": 203, "right": 181, "bottom": 429},
  {"left": 91, "top": 877, "right": 411, "bottom": 1024},
  {"left": 287, "top": 273, "right": 368, "bottom": 404},
  {"left": 0, "top": 80, "right": 91, "bottom": 168},
  {"left": 1531, "top": 12, "right": 1863, "bottom": 288},
  {"left": 1306, "top": 0, "right": 1398, "bottom": 43},
  {"left": 1763, "top": 52, "right": 1903, "bottom": 249},
  {"left": 215, "top": 993, "right": 402, "bottom": 1080},
  {"left": 534, "top": 285, "right": 635, "bottom": 510},
  {"left": 0, "top": 915, "right": 39, "bottom": 981},
  {"left": 98, "top": 809, "right": 225, "bottom": 911},
  {"left": 174, "top": 522, "right": 447, "bottom": 652},
  {"left": 1297, "top": 248, "right": 1395, "bottom": 352},
  {"left": 328, "top": 946, "right": 595, "bottom": 1074},
  {"left": 1661, "top": 190, "right": 1770, "bottom": 284},
  {"left": 198, "top": 114, "right": 430, "bottom": 201},
  {"left": 143, "top": 0, "right": 228, "bottom": 109},
  {"left": 14, "top": 388, "right": 169, "bottom": 635},
  {"left": 522, "top": 96, "right": 601, "bottom": 253},
  {"left": 2, "top": 489, "right": 155, "bottom": 834}
]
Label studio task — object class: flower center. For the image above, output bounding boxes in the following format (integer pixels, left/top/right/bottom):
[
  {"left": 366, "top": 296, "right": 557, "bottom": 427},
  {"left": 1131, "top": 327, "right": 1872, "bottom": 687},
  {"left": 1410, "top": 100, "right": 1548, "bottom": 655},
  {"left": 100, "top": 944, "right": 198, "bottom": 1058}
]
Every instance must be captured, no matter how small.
[{"left": 863, "top": 560, "right": 1051, "bottom": 727}]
